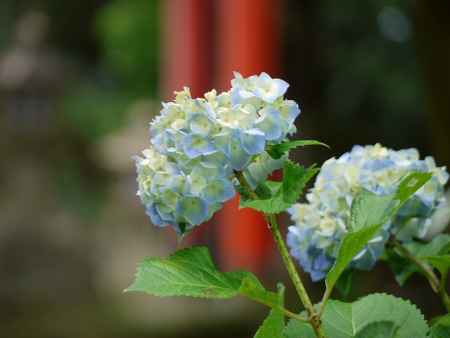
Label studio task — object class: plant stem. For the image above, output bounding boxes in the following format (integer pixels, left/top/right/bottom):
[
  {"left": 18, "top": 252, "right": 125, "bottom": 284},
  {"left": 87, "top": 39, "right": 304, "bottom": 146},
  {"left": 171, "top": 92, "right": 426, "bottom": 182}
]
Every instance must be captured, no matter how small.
[
  {"left": 283, "top": 308, "right": 309, "bottom": 323},
  {"left": 234, "top": 171, "right": 325, "bottom": 337},
  {"left": 267, "top": 214, "right": 326, "bottom": 338},
  {"left": 392, "top": 238, "right": 450, "bottom": 311},
  {"left": 248, "top": 295, "right": 309, "bottom": 322},
  {"left": 392, "top": 239, "right": 440, "bottom": 292},
  {"left": 439, "top": 271, "right": 450, "bottom": 312}
]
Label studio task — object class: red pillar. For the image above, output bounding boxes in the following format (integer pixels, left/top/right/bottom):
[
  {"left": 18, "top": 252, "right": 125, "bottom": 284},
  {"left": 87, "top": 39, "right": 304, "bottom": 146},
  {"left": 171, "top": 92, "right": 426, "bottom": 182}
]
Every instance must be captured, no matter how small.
[
  {"left": 215, "top": 0, "right": 282, "bottom": 272},
  {"left": 161, "top": 0, "right": 213, "bottom": 98}
]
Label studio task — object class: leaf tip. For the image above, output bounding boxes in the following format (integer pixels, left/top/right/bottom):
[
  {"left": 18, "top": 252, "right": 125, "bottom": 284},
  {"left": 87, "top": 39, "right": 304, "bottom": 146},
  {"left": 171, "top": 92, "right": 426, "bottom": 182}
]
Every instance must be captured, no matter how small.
[{"left": 123, "top": 281, "right": 140, "bottom": 293}]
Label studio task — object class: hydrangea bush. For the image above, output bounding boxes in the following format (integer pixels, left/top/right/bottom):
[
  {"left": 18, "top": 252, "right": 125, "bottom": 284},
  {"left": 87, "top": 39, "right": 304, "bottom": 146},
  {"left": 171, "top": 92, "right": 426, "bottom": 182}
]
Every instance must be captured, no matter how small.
[
  {"left": 287, "top": 144, "right": 449, "bottom": 281},
  {"left": 128, "top": 73, "right": 450, "bottom": 338}
]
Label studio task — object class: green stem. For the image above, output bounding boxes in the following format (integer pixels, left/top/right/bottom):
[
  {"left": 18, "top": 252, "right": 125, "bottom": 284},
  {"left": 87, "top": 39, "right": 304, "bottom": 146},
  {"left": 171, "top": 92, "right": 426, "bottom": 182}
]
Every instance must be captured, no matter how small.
[
  {"left": 392, "top": 238, "right": 450, "bottom": 311},
  {"left": 248, "top": 294, "right": 309, "bottom": 322},
  {"left": 438, "top": 266, "right": 450, "bottom": 312},
  {"left": 235, "top": 171, "right": 325, "bottom": 337},
  {"left": 282, "top": 308, "right": 309, "bottom": 323},
  {"left": 268, "top": 214, "right": 326, "bottom": 338},
  {"left": 392, "top": 239, "right": 440, "bottom": 292},
  {"left": 318, "top": 288, "right": 332, "bottom": 318}
]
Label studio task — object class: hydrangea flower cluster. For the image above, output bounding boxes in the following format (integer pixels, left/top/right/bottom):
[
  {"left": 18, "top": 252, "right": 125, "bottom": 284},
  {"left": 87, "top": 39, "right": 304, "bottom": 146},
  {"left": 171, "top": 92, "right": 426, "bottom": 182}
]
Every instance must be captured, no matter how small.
[
  {"left": 287, "top": 144, "right": 449, "bottom": 281},
  {"left": 135, "top": 72, "right": 301, "bottom": 233},
  {"left": 135, "top": 147, "right": 235, "bottom": 233}
]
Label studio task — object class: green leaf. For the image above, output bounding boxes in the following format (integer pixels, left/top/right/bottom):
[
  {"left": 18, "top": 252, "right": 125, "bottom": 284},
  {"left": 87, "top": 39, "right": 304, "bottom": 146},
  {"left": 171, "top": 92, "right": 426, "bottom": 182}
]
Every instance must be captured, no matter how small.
[
  {"left": 266, "top": 180, "right": 283, "bottom": 194},
  {"left": 325, "top": 172, "right": 432, "bottom": 297},
  {"left": 408, "top": 234, "right": 450, "bottom": 257},
  {"left": 240, "top": 161, "right": 318, "bottom": 214},
  {"left": 424, "top": 255, "right": 450, "bottom": 277},
  {"left": 384, "top": 249, "right": 418, "bottom": 286},
  {"left": 284, "top": 294, "right": 428, "bottom": 338},
  {"left": 254, "top": 284, "right": 285, "bottom": 338},
  {"left": 126, "top": 246, "right": 242, "bottom": 298},
  {"left": 267, "top": 139, "right": 329, "bottom": 159},
  {"left": 325, "top": 222, "right": 383, "bottom": 298},
  {"left": 429, "top": 314, "right": 450, "bottom": 338},
  {"left": 254, "top": 182, "right": 274, "bottom": 199},
  {"left": 349, "top": 189, "right": 394, "bottom": 231},
  {"left": 282, "top": 161, "right": 319, "bottom": 204},
  {"left": 283, "top": 318, "right": 315, "bottom": 338},
  {"left": 355, "top": 322, "right": 397, "bottom": 338},
  {"left": 387, "top": 234, "right": 450, "bottom": 285},
  {"left": 236, "top": 183, "right": 253, "bottom": 200},
  {"left": 239, "top": 276, "right": 279, "bottom": 308},
  {"left": 394, "top": 172, "right": 433, "bottom": 204},
  {"left": 240, "top": 194, "right": 288, "bottom": 214},
  {"left": 335, "top": 269, "right": 353, "bottom": 299},
  {"left": 126, "top": 246, "right": 277, "bottom": 303}
]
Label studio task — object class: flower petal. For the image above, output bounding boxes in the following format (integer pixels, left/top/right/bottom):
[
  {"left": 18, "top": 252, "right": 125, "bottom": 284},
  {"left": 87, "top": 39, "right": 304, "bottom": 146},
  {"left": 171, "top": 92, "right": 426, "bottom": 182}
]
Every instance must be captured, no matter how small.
[
  {"left": 254, "top": 107, "right": 283, "bottom": 140},
  {"left": 176, "top": 196, "right": 208, "bottom": 225},
  {"left": 203, "top": 179, "right": 236, "bottom": 203},
  {"left": 239, "top": 129, "right": 266, "bottom": 155},
  {"left": 183, "top": 134, "right": 215, "bottom": 158}
]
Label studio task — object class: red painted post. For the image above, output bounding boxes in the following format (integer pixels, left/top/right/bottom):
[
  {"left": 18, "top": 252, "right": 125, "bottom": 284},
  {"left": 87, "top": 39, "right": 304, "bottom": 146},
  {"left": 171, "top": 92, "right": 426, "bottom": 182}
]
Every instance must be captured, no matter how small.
[
  {"left": 161, "top": 0, "right": 213, "bottom": 98},
  {"left": 215, "top": 0, "right": 282, "bottom": 272}
]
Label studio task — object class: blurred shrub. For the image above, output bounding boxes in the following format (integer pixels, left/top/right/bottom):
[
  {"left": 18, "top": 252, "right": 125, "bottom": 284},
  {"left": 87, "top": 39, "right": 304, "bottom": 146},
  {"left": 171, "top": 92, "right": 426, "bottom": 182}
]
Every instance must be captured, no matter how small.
[
  {"left": 96, "top": 0, "right": 160, "bottom": 97},
  {"left": 61, "top": 0, "right": 160, "bottom": 143},
  {"left": 61, "top": 84, "right": 132, "bottom": 142},
  {"left": 54, "top": 0, "right": 161, "bottom": 218}
]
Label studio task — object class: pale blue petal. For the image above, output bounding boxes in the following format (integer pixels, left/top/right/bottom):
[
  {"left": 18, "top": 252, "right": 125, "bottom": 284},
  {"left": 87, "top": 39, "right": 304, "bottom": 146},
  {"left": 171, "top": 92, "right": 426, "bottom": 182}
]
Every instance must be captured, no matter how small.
[
  {"left": 183, "top": 134, "right": 215, "bottom": 159},
  {"left": 229, "top": 138, "right": 251, "bottom": 170},
  {"left": 176, "top": 196, "right": 209, "bottom": 225},
  {"left": 272, "top": 78, "right": 289, "bottom": 98},
  {"left": 213, "top": 132, "right": 231, "bottom": 157},
  {"left": 189, "top": 113, "right": 213, "bottom": 135},
  {"left": 255, "top": 107, "right": 283, "bottom": 140},
  {"left": 203, "top": 179, "right": 236, "bottom": 203},
  {"left": 231, "top": 88, "right": 257, "bottom": 106},
  {"left": 145, "top": 204, "right": 165, "bottom": 227},
  {"left": 254, "top": 73, "right": 289, "bottom": 103},
  {"left": 362, "top": 158, "right": 395, "bottom": 171},
  {"left": 309, "top": 267, "right": 327, "bottom": 282},
  {"left": 200, "top": 152, "right": 233, "bottom": 178},
  {"left": 156, "top": 204, "right": 176, "bottom": 223},
  {"left": 283, "top": 100, "right": 301, "bottom": 125},
  {"left": 230, "top": 88, "right": 242, "bottom": 106},
  {"left": 201, "top": 151, "right": 228, "bottom": 168},
  {"left": 312, "top": 253, "right": 333, "bottom": 272},
  {"left": 239, "top": 129, "right": 266, "bottom": 155},
  {"left": 151, "top": 132, "right": 167, "bottom": 153}
]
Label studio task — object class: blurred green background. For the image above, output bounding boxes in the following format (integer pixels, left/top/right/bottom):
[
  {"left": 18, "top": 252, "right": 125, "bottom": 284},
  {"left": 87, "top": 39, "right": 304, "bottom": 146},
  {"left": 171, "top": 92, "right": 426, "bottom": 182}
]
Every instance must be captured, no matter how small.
[{"left": 0, "top": 1, "right": 449, "bottom": 337}]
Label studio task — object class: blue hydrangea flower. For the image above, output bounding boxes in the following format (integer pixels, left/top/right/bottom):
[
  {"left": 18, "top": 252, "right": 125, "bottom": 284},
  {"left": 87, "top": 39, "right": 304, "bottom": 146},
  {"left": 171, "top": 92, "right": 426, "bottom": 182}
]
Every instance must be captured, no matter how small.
[
  {"left": 148, "top": 74, "right": 299, "bottom": 173},
  {"left": 136, "top": 72, "right": 303, "bottom": 233},
  {"left": 287, "top": 144, "right": 449, "bottom": 281},
  {"left": 230, "top": 72, "right": 289, "bottom": 106},
  {"left": 135, "top": 146, "right": 236, "bottom": 234}
]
